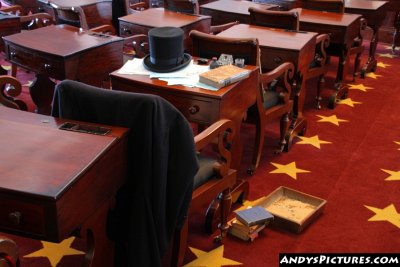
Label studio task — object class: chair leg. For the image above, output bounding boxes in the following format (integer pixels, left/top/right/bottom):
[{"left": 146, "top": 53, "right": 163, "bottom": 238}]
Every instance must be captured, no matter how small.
[
  {"left": 278, "top": 112, "right": 290, "bottom": 153},
  {"left": 353, "top": 50, "right": 363, "bottom": 81},
  {"left": 215, "top": 188, "right": 232, "bottom": 242},
  {"left": 316, "top": 74, "right": 325, "bottom": 110},
  {"left": 11, "top": 64, "right": 17, "bottom": 78}
]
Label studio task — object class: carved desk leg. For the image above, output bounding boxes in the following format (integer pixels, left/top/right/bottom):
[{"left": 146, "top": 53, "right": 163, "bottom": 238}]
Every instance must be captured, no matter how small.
[
  {"left": 328, "top": 46, "right": 350, "bottom": 109},
  {"left": 248, "top": 93, "right": 265, "bottom": 175},
  {"left": 361, "top": 24, "right": 379, "bottom": 78},
  {"left": 285, "top": 71, "right": 307, "bottom": 151},
  {"left": 392, "top": 11, "right": 400, "bottom": 53},
  {"left": 29, "top": 74, "right": 56, "bottom": 115}
]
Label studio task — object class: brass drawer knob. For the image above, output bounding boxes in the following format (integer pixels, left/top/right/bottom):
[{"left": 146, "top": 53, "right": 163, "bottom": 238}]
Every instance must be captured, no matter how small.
[
  {"left": 188, "top": 105, "right": 200, "bottom": 114},
  {"left": 8, "top": 211, "right": 22, "bottom": 225},
  {"left": 44, "top": 64, "right": 51, "bottom": 69},
  {"left": 273, "top": 56, "right": 282, "bottom": 64}
]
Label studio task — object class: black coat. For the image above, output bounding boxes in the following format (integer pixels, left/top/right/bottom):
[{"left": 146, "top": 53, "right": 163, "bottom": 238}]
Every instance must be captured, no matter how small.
[{"left": 52, "top": 80, "right": 199, "bottom": 266}]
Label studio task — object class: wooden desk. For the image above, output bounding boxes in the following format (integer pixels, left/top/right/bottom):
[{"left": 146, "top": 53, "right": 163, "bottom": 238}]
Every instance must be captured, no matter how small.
[
  {"left": 376, "top": 0, "right": 400, "bottom": 52},
  {"left": 38, "top": 0, "right": 113, "bottom": 29},
  {"left": 200, "top": 0, "right": 278, "bottom": 24},
  {"left": 118, "top": 8, "right": 211, "bottom": 52},
  {"left": 344, "top": 0, "right": 389, "bottom": 77},
  {"left": 2, "top": 24, "right": 124, "bottom": 115},
  {"left": 291, "top": 8, "right": 362, "bottom": 107},
  {"left": 218, "top": 24, "right": 317, "bottom": 153},
  {"left": 2, "top": 0, "right": 40, "bottom": 13},
  {"left": 110, "top": 62, "right": 259, "bottom": 172},
  {"left": 0, "top": 13, "right": 20, "bottom": 75},
  {"left": 0, "top": 106, "right": 128, "bottom": 267}
]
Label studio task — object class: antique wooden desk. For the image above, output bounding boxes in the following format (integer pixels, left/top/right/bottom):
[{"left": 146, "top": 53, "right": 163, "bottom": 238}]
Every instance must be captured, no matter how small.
[
  {"left": 37, "top": 0, "right": 113, "bottom": 29},
  {"left": 0, "top": 106, "right": 129, "bottom": 267},
  {"left": 110, "top": 61, "right": 259, "bottom": 172},
  {"left": 218, "top": 24, "right": 317, "bottom": 154},
  {"left": 2, "top": 24, "right": 124, "bottom": 115},
  {"left": 2, "top": 0, "right": 40, "bottom": 13},
  {"left": 0, "top": 13, "right": 20, "bottom": 75},
  {"left": 291, "top": 8, "right": 362, "bottom": 107},
  {"left": 118, "top": 8, "right": 211, "bottom": 51},
  {"left": 199, "top": 0, "right": 278, "bottom": 24},
  {"left": 344, "top": 0, "right": 389, "bottom": 77}
]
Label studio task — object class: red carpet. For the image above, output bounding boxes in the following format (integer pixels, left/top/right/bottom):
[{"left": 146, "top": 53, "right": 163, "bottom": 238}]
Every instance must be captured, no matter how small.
[{"left": 1, "top": 39, "right": 400, "bottom": 266}]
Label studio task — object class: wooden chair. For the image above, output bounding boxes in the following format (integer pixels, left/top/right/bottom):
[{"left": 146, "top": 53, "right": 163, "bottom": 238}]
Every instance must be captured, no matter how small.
[
  {"left": 189, "top": 30, "right": 294, "bottom": 173},
  {"left": 0, "top": 236, "right": 18, "bottom": 267},
  {"left": 300, "top": 0, "right": 365, "bottom": 89},
  {"left": 0, "top": 76, "right": 27, "bottom": 111},
  {"left": 165, "top": 119, "right": 237, "bottom": 267},
  {"left": 249, "top": 7, "right": 299, "bottom": 30}
]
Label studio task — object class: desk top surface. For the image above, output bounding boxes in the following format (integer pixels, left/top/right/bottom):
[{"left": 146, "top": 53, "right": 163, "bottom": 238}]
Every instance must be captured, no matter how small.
[
  {"left": 0, "top": 106, "right": 125, "bottom": 199},
  {"left": 39, "top": 0, "right": 111, "bottom": 7},
  {"left": 119, "top": 8, "right": 211, "bottom": 27},
  {"left": 2, "top": 24, "right": 123, "bottom": 57},
  {"left": 200, "top": 0, "right": 278, "bottom": 15},
  {"left": 291, "top": 8, "right": 362, "bottom": 26},
  {"left": 218, "top": 24, "right": 317, "bottom": 51},
  {"left": 345, "top": 0, "right": 388, "bottom": 10}
]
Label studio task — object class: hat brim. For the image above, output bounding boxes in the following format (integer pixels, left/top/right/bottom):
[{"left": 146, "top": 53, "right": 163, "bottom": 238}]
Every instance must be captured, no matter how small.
[{"left": 143, "top": 53, "right": 192, "bottom": 73}]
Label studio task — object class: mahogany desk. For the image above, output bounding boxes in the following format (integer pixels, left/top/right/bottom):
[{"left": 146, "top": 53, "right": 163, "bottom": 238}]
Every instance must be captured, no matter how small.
[
  {"left": 37, "top": 0, "right": 113, "bottom": 29},
  {"left": 2, "top": 24, "right": 124, "bottom": 115},
  {"left": 118, "top": 8, "right": 211, "bottom": 52},
  {"left": 199, "top": 0, "right": 278, "bottom": 25},
  {"left": 2, "top": 0, "right": 40, "bottom": 13},
  {"left": 0, "top": 106, "right": 129, "bottom": 267},
  {"left": 344, "top": 0, "right": 389, "bottom": 77},
  {"left": 110, "top": 62, "right": 259, "bottom": 172},
  {"left": 218, "top": 24, "right": 317, "bottom": 157},
  {"left": 0, "top": 13, "right": 20, "bottom": 75},
  {"left": 291, "top": 8, "right": 362, "bottom": 108}
]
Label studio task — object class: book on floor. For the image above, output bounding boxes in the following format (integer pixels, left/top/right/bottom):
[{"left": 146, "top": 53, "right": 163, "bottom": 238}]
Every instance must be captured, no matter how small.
[
  {"left": 228, "top": 219, "right": 267, "bottom": 242},
  {"left": 234, "top": 206, "right": 274, "bottom": 227},
  {"left": 199, "top": 64, "right": 250, "bottom": 89}
]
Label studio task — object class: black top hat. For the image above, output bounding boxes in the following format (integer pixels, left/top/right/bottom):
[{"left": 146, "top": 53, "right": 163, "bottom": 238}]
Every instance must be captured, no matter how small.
[{"left": 143, "top": 27, "right": 192, "bottom": 73}]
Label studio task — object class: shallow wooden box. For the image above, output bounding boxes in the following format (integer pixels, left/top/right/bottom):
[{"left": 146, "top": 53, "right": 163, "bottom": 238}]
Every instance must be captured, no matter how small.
[{"left": 256, "top": 186, "right": 327, "bottom": 233}]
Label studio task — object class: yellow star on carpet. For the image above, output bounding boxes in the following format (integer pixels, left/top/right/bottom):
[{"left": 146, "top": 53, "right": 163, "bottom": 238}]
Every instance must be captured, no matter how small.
[
  {"left": 297, "top": 135, "right": 331, "bottom": 149},
  {"left": 395, "top": 141, "right": 400, "bottom": 150},
  {"left": 337, "top": 98, "right": 362, "bottom": 107},
  {"left": 377, "top": 53, "right": 397, "bottom": 58},
  {"left": 381, "top": 169, "right": 400, "bottom": 181},
  {"left": 365, "top": 72, "right": 382, "bottom": 79},
  {"left": 316, "top": 115, "right": 348, "bottom": 126},
  {"left": 1, "top": 65, "right": 11, "bottom": 71},
  {"left": 24, "top": 237, "right": 85, "bottom": 267},
  {"left": 184, "top": 246, "right": 242, "bottom": 267},
  {"left": 377, "top": 62, "right": 391, "bottom": 68},
  {"left": 347, "top": 83, "right": 373, "bottom": 92},
  {"left": 270, "top": 162, "right": 310, "bottom": 180},
  {"left": 383, "top": 45, "right": 399, "bottom": 51},
  {"left": 365, "top": 204, "right": 400, "bottom": 228}
]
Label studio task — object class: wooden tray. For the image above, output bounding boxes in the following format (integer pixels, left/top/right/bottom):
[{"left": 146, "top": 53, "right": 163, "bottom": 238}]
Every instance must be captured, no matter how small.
[{"left": 253, "top": 186, "right": 327, "bottom": 233}]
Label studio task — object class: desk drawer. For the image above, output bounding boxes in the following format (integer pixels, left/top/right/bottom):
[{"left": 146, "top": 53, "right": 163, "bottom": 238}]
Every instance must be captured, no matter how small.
[
  {"left": 260, "top": 48, "right": 299, "bottom": 71},
  {"left": 169, "top": 96, "right": 214, "bottom": 124},
  {"left": 0, "top": 197, "right": 46, "bottom": 237},
  {"left": 8, "top": 44, "right": 65, "bottom": 79},
  {"left": 119, "top": 22, "right": 149, "bottom": 37}
]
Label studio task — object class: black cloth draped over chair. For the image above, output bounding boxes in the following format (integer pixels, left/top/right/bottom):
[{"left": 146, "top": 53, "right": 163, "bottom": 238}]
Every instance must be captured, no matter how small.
[{"left": 51, "top": 80, "right": 199, "bottom": 267}]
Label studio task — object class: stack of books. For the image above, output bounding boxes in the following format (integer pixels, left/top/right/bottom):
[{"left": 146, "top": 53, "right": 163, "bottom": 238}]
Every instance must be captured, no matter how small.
[{"left": 229, "top": 206, "right": 274, "bottom": 242}]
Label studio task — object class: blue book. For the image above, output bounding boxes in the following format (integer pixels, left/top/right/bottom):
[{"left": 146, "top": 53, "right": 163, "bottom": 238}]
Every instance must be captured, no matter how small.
[{"left": 234, "top": 206, "right": 274, "bottom": 227}]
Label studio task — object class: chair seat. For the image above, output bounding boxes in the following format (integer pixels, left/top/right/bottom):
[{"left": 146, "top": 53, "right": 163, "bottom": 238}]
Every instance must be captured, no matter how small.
[
  {"left": 193, "top": 155, "right": 218, "bottom": 189},
  {"left": 262, "top": 90, "right": 280, "bottom": 110}
]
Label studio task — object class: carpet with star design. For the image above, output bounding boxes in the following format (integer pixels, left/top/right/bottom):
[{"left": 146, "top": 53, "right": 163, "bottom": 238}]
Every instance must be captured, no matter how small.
[{"left": 1, "top": 40, "right": 399, "bottom": 267}]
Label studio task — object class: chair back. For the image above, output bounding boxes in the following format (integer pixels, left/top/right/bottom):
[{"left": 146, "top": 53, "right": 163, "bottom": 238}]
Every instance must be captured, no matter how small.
[
  {"left": 164, "top": 0, "right": 199, "bottom": 14},
  {"left": 301, "top": 0, "right": 345, "bottom": 13},
  {"left": 51, "top": 4, "right": 86, "bottom": 28},
  {"left": 189, "top": 30, "right": 259, "bottom": 66},
  {"left": 249, "top": 7, "right": 299, "bottom": 31}
]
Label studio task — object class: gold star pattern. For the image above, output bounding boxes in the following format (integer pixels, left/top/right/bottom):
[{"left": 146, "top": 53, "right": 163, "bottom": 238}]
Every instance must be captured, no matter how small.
[
  {"left": 395, "top": 141, "right": 400, "bottom": 150},
  {"left": 184, "top": 246, "right": 242, "bottom": 267},
  {"left": 316, "top": 115, "right": 348, "bottom": 126},
  {"left": 381, "top": 169, "right": 400, "bottom": 181},
  {"left": 365, "top": 204, "right": 400, "bottom": 228},
  {"left": 337, "top": 98, "right": 362, "bottom": 107},
  {"left": 347, "top": 83, "right": 373, "bottom": 92},
  {"left": 365, "top": 72, "right": 383, "bottom": 79},
  {"left": 377, "top": 53, "right": 396, "bottom": 58},
  {"left": 377, "top": 62, "right": 391, "bottom": 68},
  {"left": 24, "top": 237, "right": 85, "bottom": 267},
  {"left": 1, "top": 65, "right": 11, "bottom": 71},
  {"left": 383, "top": 45, "right": 399, "bottom": 51},
  {"left": 270, "top": 162, "right": 310, "bottom": 180},
  {"left": 297, "top": 135, "right": 331, "bottom": 149}
]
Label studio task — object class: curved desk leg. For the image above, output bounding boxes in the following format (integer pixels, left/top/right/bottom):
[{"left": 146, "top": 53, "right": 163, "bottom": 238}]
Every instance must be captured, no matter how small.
[
  {"left": 328, "top": 47, "right": 350, "bottom": 109},
  {"left": 392, "top": 11, "right": 400, "bottom": 54},
  {"left": 29, "top": 74, "right": 55, "bottom": 115},
  {"left": 285, "top": 71, "right": 307, "bottom": 151},
  {"left": 361, "top": 25, "right": 379, "bottom": 78},
  {"left": 248, "top": 95, "right": 265, "bottom": 175}
]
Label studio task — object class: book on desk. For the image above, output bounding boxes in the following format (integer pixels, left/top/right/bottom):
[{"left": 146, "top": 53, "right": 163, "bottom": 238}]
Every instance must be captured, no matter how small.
[{"left": 199, "top": 64, "right": 250, "bottom": 89}]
